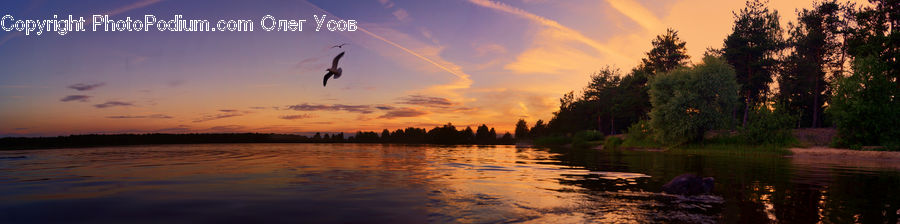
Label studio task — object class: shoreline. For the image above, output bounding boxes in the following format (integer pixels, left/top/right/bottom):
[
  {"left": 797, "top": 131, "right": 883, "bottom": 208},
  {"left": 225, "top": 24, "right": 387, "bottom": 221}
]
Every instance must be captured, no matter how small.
[
  {"left": 789, "top": 147, "right": 900, "bottom": 160},
  {"left": 789, "top": 147, "right": 900, "bottom": 170}
]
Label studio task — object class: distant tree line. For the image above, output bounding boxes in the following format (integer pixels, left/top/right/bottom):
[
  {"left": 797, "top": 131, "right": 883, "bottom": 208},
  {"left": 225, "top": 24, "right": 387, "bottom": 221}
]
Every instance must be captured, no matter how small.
[
  {"left": 349, "top": 123, "right": 514, "bottom": 145},
  {"left": 519, "top": 0, "right": 898, "bottom": 149},
  {"left": 0, "top": 133, "right": 316, "bottom": 150},
  {"left": 0, "top": 123, "right": 515, "bottom": 150}
]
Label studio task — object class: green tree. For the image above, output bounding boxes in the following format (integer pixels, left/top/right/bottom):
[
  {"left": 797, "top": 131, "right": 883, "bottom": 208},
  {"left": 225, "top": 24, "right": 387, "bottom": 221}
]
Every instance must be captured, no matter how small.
[
  {"left": 530, "top": 120, "right": 548, "bottom": 138},
  {"left": 313, "top": 132, "right": 322, "bottom": 141},
  {"left": 826, "top": 0, "right": 900, "bottom": 150},
  {"left": 500, "top": 132, "right": 515, "bottom": 145},
  {"left": 461, "top": 126, "right": 476, "bottom": 144},
  {"left": 641, "top": 28, "right": 691, "bottom": 75},
  {"left": 844, "top": 0, "right": 899, "bottom": 84},
  {"left": 649, "top": 56, "right": 741, "bottom": 145},
  {"left": 739, "top": 105, "right": 798, "bottom": 145},
  {"left": 618, "top": 29, "right": 689, "bottom": 131},
  {"left": 381, "top": 129, "right": 391, "bottom": 142},
  {"left": 427, "top": 123, "right": 460, "bottom": 144},
  {"left": 778, "top": 0, "right": 844, "bottom": 128},
  {"left": 583, "top": 67, "right": 623, "bottom": 134},
  {"left": 475, "top": 124, "right": 495, "bottom": 144},
  {"left": 723, "top": 0, "right": 785, "bottom": 126},
  {"left": 514, "top": 119, "right": 529, "bottom": 140},
  {"left": 548, "top": 90, "right": 601, "bottom": 135},
  {"left": 545, "top": 29, "right": 688, "bottom": 137},
  {"left": 617, "top": 70, "right": 652, "bottom": 126},
  {"left": 829, "top": 57, "right": 900, "bottom": 149}
]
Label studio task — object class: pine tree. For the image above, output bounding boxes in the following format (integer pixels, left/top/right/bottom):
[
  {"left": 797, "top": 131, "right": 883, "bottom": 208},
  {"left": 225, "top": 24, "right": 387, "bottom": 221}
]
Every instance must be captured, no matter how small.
[
  {"left": 778, "top": 0, "right": 843, "bottom": 128},
  {"left": 641, "top": 28, "right": 691, "bottom": 75},
  {"left": 723, "top": 0, "right": 785, "bottom": 126}
]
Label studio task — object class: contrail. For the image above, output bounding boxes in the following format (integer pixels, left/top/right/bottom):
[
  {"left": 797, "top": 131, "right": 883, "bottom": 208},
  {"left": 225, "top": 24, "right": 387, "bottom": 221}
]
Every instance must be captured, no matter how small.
[
  {"left": 357, "top": 28, "right": 470, "bottom": 82},
  {"left": 467, "top": 0, "right": 628, "bottom": 61},
  {"left": 606, "top": 0, "right": 663, "bottom": 32}
]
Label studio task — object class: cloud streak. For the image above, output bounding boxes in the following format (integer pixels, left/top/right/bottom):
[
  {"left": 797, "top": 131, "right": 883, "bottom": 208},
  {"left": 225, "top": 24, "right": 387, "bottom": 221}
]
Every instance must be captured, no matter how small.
[
  {"left": 68, "top": 83, "right": 105, "bottom": 91},
  {"left": 359, "top": 28, "right": 473, "bottom": 91},
  {"left": 606, "top": 0, "right": 664, "bottom": 32},
  {"left": 467, "top": 0, "right": 626, "bottom": 61},
  {"left": 106, "top": 114, "right": 173, "bottom": 119},
  {"left": 60, "top": 95, "right": 91, "bottom": 102},
  {"left": 286, "top": 103, "right": 376, "bottom": 114},
  {"left": 94, "top": 101, "right": 134, "bottom": 108},
  {"left": 375, "top": 105, "right": 395, "bottom": 110},
  {"left": 377, "top": 107, "right": 430, "bottom": 119},
  {"left": 192, "top": 109, "right": 254, "bottom": 123},
  {"left": 397, "top": 95, "right": 456, "bottom": 108},
  {"left": 280, "top": 114, "right": 315, "bottom": 120}
]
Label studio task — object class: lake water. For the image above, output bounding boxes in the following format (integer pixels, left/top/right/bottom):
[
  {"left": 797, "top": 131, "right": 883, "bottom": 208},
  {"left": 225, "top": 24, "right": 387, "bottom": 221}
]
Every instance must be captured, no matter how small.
[{"left": 1, "top": 144, "right": 898, "bottom": 223}]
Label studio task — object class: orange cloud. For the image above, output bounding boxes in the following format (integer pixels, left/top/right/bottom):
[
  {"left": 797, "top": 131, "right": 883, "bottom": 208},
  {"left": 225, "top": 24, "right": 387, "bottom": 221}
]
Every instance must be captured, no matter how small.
[
  {"left": 377, "top": 107, "right": 430, "bottom": 119},
  {"left": 606, "top": 0, "right": 664, "bottom": 32},
  {"left": 468, "top": 0, "right": 627, "bottom": 61}
]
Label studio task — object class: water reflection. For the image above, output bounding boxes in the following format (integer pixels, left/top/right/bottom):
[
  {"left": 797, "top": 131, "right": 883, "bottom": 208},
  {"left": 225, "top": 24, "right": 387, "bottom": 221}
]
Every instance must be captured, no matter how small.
[{"left": 0, "top": 144, "right": 898, "bottom": 223}]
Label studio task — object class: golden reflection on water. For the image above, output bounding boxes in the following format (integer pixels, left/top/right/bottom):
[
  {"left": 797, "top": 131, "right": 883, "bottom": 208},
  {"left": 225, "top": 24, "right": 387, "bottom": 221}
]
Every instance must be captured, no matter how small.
[
  {"left": 5, "top": 143, "right": 896, "bottom": 223},
  {"left": 423, "top": 146, "right": 589, "bottom": 221},
  {"left": 0, "top": 144, "right": 668, "bottom": 223}
]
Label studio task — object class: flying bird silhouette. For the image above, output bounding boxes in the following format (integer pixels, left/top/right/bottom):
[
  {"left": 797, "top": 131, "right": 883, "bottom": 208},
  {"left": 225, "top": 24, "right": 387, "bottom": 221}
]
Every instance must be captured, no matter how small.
[
  {"left": 331, "top": 43, "right": 348, "bottom": 48},
  {"left": 323, "top": 52, "right": 345, "bottom": 86}
]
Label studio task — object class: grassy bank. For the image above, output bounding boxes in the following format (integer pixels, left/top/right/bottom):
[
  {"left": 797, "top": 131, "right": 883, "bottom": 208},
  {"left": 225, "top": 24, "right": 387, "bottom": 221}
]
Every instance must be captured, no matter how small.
[
  {"left": 532, "top": 130, "right": 605, "bottom": 148},
  {"left": 533, "top": 129, "right": 794, "bottom": 157}
]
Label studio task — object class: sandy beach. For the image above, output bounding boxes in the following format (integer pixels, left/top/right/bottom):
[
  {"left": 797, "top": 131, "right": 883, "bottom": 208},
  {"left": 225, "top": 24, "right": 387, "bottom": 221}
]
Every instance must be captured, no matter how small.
[{"left": 789, "top": 147, "right": 900, "bottom": 170}]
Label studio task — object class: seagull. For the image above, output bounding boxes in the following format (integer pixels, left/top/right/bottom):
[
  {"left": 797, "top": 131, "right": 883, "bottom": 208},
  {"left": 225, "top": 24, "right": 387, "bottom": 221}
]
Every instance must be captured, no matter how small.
[
  {"left": 331, "top": 43, "right": 348, "bottom": 48},
  {"left": 323, "top": 52, "right": 345, "bottom": 86}
]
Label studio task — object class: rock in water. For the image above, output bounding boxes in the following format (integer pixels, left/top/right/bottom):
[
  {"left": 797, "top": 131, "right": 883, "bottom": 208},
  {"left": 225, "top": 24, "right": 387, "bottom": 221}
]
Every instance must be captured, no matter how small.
[{"left": 663, "top": 174, "right": 715, "bottom": 195}]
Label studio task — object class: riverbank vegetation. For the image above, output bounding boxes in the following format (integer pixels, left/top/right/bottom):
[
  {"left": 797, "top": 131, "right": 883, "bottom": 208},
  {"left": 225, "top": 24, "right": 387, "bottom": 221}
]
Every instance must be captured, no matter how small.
[{"left": 518, "top": 0, "right": 898, "bottom": 151}]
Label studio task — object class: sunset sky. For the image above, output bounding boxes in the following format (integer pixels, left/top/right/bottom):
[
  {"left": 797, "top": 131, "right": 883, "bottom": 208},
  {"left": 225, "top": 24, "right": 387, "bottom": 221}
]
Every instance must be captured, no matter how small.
[{"left": 0, "top": 0, "right": 869, "bottom": 137}]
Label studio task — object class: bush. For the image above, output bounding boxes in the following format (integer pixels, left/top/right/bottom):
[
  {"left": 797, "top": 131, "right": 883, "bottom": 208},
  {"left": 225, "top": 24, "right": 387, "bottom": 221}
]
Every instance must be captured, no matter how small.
[
  {"left": 603, "top": 136, "right": 623, "bottom": 149},
  {"left": 738, "top": 106, "right": 797, "bottom": 145},
  {"left": 828, "top": 57, "right": 900, "bottom": 151},
  {"left": 625, "top": 120, "right": 652, "bottom": 141},
  {"left": 533, "top": 135, "right": 571, "bottom": 146},
  {"left": 573, "top": 130, "right": 605, "bottom": 142},
  {"left": 618, "top": 120, "right": 664, "bottom": 148},
  {"left": 570, "top": 130, "right": 605, "bottom": 148},
  {"left": 648, "top": 56, "right": 740, "bottom": 145}
]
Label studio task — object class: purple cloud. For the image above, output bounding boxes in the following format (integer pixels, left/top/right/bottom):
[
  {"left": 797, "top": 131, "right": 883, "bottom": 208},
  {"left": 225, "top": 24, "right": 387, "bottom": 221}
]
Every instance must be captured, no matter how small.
[
  {"left": 280, "top": 114, "right": 315, "bottom": 120},
  {"left": 286, "top": 103, "right": 375, "bottom": 114},
  {"left": 68, "top": 83, "right": 105, "bottom": 91},
  {"left": 377, "top": 107, "right": 430, "bottom": 119},
  {"left": 375, "top": 105, "right": 395, "bottom": 110},
  {"left": 105, "top": 114, "right": 172, "bottom": 119},
  {"left": 398, "top": 95, "right": 456, "bottom": 108},
  {"left": 60, "top": 95, "right": 91, "bottom": 102},
  {"left": 193, "top": 110, "right": 251, "bottom": 122},
  {"left": 94, "top": 101, "right": 133, "bottom": 108}
]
